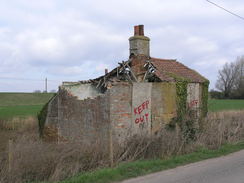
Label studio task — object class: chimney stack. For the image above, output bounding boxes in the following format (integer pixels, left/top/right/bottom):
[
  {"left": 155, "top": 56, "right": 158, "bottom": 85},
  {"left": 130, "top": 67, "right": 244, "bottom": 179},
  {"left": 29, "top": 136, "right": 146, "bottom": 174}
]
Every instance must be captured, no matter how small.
[
  {"left": 134, "top": 25, "right": 144, "bottom": 36},
  {"left": 134, "top": 25, "right": 140, "bottom": 36},
  {"left": 129, "top": 24, "right": 150, "bottom": 57}
]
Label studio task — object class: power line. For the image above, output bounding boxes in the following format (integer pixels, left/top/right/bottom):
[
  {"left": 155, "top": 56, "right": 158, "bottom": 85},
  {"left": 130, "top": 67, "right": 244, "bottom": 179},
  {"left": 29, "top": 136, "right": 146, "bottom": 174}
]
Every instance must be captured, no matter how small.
[
  {"left": 0, "top": 77, "right": 62, "bottom": 82},
  {"left": 0, "top": 77, "right": 43, "bottom": 81},
  {"left": 206, "top": 0, "right": 244, "bottom": 21}
]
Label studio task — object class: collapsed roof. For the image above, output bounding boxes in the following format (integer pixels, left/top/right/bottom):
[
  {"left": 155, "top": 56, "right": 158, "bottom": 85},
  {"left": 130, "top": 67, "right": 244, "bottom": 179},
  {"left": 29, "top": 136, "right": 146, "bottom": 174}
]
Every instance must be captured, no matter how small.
[
  {"left": 67, "top": 55, "right": 208, "bottom": 93},
  {"left": 62, "top": 25, "right": 208, "bottom": 92}
]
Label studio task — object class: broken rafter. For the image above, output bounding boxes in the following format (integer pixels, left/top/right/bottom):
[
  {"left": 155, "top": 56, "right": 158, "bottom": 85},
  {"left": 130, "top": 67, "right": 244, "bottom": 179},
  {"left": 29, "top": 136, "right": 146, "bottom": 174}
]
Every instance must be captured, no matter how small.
[
  {"left": 143, "top": 70, "right": 149, "bottom": 82},
  {"left": 122, "top": 63, "right": 133, "bottom": 81},
  {"left": 125, "top": 73, "right": 133, "bottom": 84},
  {"left": 96, "top": 79, "right": 103, "bottom": 88},
  {"left": 101, "top": 76, "right": 107, "bottom": 88},
  {"left": 118, "top": 61, "right": 131, "bottom": 80},
  {"left": 123, "top": 61, "right": 138, "bottom": 82},
  {"left": 143, "top": 60, "right": 156, "bottom": 81},
  {"left": 119, "top": 60, "right": 138, "bottom": 82}
]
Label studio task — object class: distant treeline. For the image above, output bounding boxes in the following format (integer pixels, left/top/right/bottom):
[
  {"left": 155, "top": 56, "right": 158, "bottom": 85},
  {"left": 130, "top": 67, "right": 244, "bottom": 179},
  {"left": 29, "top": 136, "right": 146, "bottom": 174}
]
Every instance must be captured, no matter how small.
[
  {"left": 209, "top": 90, "right": 244, "bottom": 99},
  {"left": 210, "top": 89, "right": 244, "bottom": 99}
]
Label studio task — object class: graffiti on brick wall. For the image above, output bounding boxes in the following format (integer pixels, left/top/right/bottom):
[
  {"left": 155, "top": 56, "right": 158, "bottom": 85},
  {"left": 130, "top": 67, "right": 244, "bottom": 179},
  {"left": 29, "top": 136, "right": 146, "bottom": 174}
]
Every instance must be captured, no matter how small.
[
  {"left": 188, "top": 99, "right": 198, "bottom": 108},
  {"left": 134, "top": 100, "right": 150, "bottom": 125}
]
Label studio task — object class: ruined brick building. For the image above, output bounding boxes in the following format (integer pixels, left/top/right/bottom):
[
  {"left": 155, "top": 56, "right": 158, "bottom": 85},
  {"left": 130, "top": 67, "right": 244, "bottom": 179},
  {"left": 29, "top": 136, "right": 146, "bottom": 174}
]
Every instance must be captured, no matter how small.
[{"left": 42, "top": 25, "right": 209, "bottom": 144}]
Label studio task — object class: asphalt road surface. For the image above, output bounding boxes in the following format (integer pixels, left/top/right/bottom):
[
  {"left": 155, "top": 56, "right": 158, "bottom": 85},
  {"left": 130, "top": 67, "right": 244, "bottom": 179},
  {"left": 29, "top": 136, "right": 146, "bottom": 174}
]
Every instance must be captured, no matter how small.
[{"left": 121, "top": 150, "right": 244, "bottom": 183}]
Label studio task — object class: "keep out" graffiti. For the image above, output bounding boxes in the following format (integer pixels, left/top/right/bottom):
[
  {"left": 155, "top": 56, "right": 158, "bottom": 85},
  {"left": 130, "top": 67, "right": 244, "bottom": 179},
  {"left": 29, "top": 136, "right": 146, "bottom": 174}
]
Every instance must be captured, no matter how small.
[{"left": 134, "top": 100, "right": 149, "bottom": 124}]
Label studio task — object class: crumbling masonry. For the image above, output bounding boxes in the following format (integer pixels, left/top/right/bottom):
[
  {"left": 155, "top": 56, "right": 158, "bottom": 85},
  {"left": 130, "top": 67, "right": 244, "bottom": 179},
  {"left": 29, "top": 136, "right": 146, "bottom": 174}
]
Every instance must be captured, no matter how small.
[{"left": 41, "top": 25, "right": 209, "bottom": 145}]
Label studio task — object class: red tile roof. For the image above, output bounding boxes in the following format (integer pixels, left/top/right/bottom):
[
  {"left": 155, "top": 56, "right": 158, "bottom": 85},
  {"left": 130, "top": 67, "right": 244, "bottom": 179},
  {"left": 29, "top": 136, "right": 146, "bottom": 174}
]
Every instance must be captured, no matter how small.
[
  {"left": 150, "top": 57, "right": 208, "bottom": 83},
  {"left": 80, "top": 56, "right": 208, "bottom": 84}
]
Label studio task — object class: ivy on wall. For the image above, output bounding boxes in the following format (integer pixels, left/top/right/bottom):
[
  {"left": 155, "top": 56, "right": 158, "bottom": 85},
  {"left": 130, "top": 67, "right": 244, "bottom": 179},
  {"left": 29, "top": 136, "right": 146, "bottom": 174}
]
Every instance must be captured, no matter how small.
[
  {"left": 38, "top": 94, "right": 57, "bottom": 137},
  {"left": 166, "top": 72, "right": 209, "bottom": 140},
  {"left": 175, "top": 80, "right": 188, "bottom": 123},
  {"left": 201, "top": 81, "right": 209, "bottom": 118},
  {"left": 167, "top": 72, "right": 209, "bottom": 122},
  {"left": 38, "top": 102, "right": 49, "bottom": 137}
]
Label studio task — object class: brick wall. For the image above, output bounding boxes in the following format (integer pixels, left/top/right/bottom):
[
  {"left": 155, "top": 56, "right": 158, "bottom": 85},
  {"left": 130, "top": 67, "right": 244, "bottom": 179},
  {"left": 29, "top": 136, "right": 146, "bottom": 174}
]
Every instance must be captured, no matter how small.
[
  {"left": 44, "top": 81, "right": 204, "bottom": 145},
  {"left": 130, "top": 56, "right": 148, "bottom": 81},
  {"left": 109, "top": 82, "right": 132, "bottom": 144},
  {"left": 57, "top": 88, "right": 110, "bottom": 146}
]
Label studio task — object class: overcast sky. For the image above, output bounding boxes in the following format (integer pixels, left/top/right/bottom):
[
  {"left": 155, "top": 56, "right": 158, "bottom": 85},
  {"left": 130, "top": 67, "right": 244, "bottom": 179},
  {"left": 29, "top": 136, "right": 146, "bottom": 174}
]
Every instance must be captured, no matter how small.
[{"left": 0, "top": 0, "right": 244, "bottom": 92}]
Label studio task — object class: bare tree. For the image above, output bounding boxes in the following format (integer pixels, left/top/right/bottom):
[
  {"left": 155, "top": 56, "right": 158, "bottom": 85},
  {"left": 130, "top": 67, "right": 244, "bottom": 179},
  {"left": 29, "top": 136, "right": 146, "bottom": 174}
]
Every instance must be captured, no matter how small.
[
  {"left": 216, "top": 56, "right": 244, "bottom": 98},
  {"left": 233, "top": 56, "right": 244, "bottom": 98},
  {"left": 215, "top": 62, "right": 238, "bottom": 98}
]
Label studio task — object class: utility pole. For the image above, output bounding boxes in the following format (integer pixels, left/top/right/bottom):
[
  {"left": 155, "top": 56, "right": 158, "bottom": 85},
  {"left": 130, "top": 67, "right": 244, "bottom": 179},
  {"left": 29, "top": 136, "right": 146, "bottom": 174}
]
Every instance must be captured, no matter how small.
[{"left": 45, "top": 78, "right": 47, "bottom": 93}]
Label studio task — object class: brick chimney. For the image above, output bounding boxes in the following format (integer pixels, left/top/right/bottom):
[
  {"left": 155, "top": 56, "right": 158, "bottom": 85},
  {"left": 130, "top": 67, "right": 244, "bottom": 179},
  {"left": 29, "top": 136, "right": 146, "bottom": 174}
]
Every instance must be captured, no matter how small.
[{"left": 129, "top": 25, "right": 150, "bottom": 57}]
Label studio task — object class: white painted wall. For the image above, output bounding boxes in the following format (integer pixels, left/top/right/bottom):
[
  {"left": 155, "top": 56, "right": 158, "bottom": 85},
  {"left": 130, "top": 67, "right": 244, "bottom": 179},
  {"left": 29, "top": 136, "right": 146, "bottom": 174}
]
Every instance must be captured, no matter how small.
[
  {"left": 61, "top": 83, "right": 101, "bottom": 100},
  {"left": 187, "top": 83, "right": 201, "bottom": 118},
  {"left": 132, "top": 82, "right": 152, "bottom": 135}
]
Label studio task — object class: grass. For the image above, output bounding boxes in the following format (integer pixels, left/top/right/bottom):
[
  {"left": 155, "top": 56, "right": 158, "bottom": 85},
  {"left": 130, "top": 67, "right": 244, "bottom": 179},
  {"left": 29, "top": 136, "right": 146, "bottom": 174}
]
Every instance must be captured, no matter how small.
[
  {"left": 41, "top": 142, "right": 244, "bottom": 183},
  {"left": 208, "top": 99, "right": 244, "bottom": 112},
  {"left": 0, "top": 93, "right": 54, "bottom": 106},
  {"left": 0, "top": 105, "right": 44, "bottom": 119},
  {"left": 0, "top": 93, "right": 54, "bottom": 119}
]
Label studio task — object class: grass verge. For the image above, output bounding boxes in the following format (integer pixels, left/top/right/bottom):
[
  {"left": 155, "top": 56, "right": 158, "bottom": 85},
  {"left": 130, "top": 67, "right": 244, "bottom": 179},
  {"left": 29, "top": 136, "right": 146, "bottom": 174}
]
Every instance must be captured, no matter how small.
[{"left": 42, "top": 142, "right": 244, "bottom": 183}]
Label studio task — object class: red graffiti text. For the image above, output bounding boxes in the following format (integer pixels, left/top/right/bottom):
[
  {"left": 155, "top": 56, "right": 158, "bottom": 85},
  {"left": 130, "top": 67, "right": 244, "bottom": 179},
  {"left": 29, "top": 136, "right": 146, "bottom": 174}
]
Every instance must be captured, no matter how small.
[
  {"left": 135, "top": 113, "right": 149, "bottom": 124},
  {"left": 134, "top": 100, "right": 150, "bottom": 124},
  {"left": 189, "top": 100, "right": 198, "bottom": 108},
  {"left": 134, "top": 100, "right": 149, "bottom": 115}
]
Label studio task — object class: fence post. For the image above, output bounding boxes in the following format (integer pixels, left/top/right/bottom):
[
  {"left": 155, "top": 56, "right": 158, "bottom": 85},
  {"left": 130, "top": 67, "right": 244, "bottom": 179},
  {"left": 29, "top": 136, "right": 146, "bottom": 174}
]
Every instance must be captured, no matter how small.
[
  {"left": 8, "top": 139, "right": 13, "bottom": 173},
  {"left": 57, "top": 125, "right": 60, "bottom": 144}
]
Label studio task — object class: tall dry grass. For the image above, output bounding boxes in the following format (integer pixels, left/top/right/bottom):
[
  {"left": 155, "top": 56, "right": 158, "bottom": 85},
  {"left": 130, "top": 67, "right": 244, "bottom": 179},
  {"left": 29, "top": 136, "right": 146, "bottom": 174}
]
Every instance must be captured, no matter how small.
[
  {"left": 0, "top": 110, "right": 244, "bottom": 183},
  {"left": 0, "top": 136, "right": 109, "bottom": 183},
  {"left": 198, "top": 110, "right": 244, "bottom": 148},
  {"left": 0, "top": 116, "right": 37, "bottom": 131}
]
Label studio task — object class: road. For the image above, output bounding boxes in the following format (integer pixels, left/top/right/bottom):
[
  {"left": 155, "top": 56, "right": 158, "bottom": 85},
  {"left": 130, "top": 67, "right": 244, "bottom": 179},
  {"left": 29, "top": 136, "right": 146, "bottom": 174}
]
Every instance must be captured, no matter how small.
[{"left": 121, "top": 150, "right": 244, "bottom": 183}]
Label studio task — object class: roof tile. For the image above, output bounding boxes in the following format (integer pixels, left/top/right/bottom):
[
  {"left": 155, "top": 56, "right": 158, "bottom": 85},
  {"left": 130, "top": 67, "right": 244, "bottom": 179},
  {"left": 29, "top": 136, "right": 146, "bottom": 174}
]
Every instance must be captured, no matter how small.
[{"left": 150, "top": 57, "right": 207, "bottom": 83}]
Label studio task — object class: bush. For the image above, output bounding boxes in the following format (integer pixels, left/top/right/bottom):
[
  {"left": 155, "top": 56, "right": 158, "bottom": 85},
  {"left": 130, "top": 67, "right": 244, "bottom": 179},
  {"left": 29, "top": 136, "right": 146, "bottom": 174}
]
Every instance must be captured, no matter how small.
[{"left": 209, "top": 89, "right": 224, "bottom": 99}]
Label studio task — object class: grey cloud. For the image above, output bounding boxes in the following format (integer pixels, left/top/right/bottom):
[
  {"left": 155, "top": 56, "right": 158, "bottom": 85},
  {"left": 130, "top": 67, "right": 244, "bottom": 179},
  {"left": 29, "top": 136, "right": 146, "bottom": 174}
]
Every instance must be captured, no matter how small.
[{"left": 0, "top": 0, "right": 244, "bottom": 91}]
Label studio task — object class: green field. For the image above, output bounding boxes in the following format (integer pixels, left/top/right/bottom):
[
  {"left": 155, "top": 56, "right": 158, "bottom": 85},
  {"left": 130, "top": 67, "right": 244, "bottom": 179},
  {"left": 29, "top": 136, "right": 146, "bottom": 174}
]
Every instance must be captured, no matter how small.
[
  {"left": 0, "top": 93, "right": 55, "bottom": 119},
  {"left": 208, "top": 99, "right": 244, "bottom": 112},
  {"left": 0, "top": 93, "right": 244, "bottom": 119}
]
